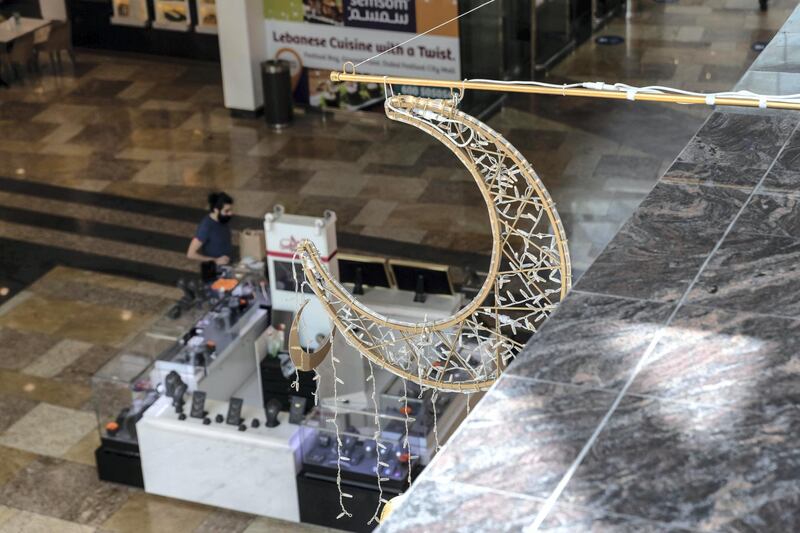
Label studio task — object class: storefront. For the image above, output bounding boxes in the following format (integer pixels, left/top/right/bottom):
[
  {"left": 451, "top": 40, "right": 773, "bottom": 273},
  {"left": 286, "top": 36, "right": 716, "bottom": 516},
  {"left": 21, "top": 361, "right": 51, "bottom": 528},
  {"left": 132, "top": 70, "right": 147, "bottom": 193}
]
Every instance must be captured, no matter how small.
[{"left": 67, "top": 0, "right": 220, "bottom": 60}]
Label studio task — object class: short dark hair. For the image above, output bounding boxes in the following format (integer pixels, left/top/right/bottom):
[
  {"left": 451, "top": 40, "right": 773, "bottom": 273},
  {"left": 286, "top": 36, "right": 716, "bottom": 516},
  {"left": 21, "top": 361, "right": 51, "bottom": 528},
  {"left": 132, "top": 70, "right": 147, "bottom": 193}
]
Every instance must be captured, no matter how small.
[{"left": 208, "top": 192, "right": 233, "bottom": 212}]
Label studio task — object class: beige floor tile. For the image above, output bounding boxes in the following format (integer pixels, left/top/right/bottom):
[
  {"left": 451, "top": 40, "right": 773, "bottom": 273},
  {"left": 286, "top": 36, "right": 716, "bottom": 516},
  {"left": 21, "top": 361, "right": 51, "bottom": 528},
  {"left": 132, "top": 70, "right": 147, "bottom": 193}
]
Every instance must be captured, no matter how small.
[
  {"left": 0, "top": 404, "right": 96, "bottom": 458},
  {"left": 23, "top": 339, "right": 94, "bottom": 378},
  {"left": 101, "top": 493, "right": 211, "bottom": 533},
  {"left": 0, "top": 294, "right": 73, "bottom": 335},
  {"left": 0, "top": 370, "right": 92, "bottom": 409},
  {"left": 0, "top": 446, "right": 38, "bottom": 487},
  {"left": 0, "top": 510, "right": 94, "bottom": 533},
  {"left": 243, "top": 516, "right": 337, "bottom": 533},
  {"left": 0, "top": 506, "right": 17, "bottom": 529},
  {"left": 351, "top": 199, "right": 398, "bottom": 227},
  {"left": 62, "top": 427, "right": 101, "bottom": 466}
]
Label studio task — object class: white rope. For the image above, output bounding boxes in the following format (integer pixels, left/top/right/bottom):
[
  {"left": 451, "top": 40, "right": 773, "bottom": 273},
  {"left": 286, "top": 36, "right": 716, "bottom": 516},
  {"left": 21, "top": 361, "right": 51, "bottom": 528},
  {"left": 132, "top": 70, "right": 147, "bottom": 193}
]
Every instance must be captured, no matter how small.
[
  {"left": 460, "top": 78, "right": 800, "bottom": 108},
  {"left": 355, "top": 0, "right": 498, "bottom": 69}
]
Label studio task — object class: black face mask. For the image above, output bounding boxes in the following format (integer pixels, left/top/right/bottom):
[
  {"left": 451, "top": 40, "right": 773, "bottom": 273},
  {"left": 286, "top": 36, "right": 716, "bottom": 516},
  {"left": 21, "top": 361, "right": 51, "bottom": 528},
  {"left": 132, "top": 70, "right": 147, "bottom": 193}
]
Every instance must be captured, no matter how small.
[{"left": 217, "top": 214, "right": 232, "bottom": 224}]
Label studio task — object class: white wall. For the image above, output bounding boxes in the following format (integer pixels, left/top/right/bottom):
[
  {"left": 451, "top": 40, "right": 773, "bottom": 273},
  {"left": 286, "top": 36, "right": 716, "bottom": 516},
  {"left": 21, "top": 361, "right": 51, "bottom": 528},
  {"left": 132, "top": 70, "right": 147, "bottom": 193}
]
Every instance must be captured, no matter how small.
[
  {"left": 217, "top": 0, "right": 267, "bottom": 112},
  {"left": 39, "top": 0, "right": 67, "bottom": 20}
]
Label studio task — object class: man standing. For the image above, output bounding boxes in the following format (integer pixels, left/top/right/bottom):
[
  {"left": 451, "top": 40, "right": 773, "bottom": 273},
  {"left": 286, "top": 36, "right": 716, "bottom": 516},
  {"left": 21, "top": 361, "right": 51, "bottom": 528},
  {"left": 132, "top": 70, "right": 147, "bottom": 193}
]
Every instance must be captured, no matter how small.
[{"left": 187, "top": 192, "right": 234, "bottom": 266}]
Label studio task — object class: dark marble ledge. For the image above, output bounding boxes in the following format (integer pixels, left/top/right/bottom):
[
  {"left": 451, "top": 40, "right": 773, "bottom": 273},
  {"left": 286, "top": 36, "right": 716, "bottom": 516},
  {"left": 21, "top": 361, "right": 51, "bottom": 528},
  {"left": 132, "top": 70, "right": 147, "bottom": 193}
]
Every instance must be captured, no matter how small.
[
  {"left": 379, "top": 478, "right": 701, "bottom": 533},
  {"left": 556, "top": 397, "right": 800, "bottom": 530},
  {"left": 686, "top": 230, "right": 800, "bottom": 319},
  {"left": 507, "top": 290, "right": 674, "bottom": 391},
  {"left": 414, "top": 376, "right": 618, "bottom": 499},
  {"left": 385, "top": 5, "right": 800, "bottom": 531}
]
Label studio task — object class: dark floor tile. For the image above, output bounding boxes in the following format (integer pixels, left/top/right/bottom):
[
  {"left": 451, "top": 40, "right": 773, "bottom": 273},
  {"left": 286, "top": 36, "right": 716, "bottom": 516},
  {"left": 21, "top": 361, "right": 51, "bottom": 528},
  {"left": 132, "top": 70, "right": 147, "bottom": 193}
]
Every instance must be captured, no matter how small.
[
  {"left": 0, "top": 392, "right": 38, "bottom": 433},
  {"left": 0, "top": 121, "right": 58, "bottom": 143},
  {"left": 275, "top": 136, "right": 370, "bottom": 161},
  {"left": 591, "top": 154, "right": 662, "bottom": 181},
  {"left": 761, "top": 127, "right": 800, "bottom": 193},
  {"left": 414, "top": 144, "right": 463, "bottom": 168},
  {"left": 294, "top": 195, "right": 365, "bottom": 226},
  {"left": 560, "top": 397, "right": 800, "bottom": 530},
  {"left": 663, "top": 111, "right": 798, "bottom": 188},
  {"left": 87, "top": 156, "right": 148, "bottom": 182},
  {"left": 380, "top": 480, "right": 541, "bottom": 533},
  {"left": 686, "top": 232, "right": 800, "bottom": 318},
  {"left": 0, "top": 327, "right": 59, "bottom": 371},
  {"left": 575, "top": 220, "right": 719, "bottom": 303},
  {"left": 424, "top": 376, "right": 616, "bottom": 498},
  {"left": 29, "top": 278, "right": 172, "bottom": 315},
  {"left": 241, "top": 168, "right": 315, "bottom": 192},
  {"left": 56, "top": 344, "right": 118, "bottom": 386},
  {"left": 752, "top": 31, "right": 800, "bottom": 73},
  {"left": 141, "top": 83, "right": 205, "bottom": 102},
  {"left": 736, "top": 193, "right": 800, "bottom": 238},
  {"left": 0, "top": 101, "right": 47, "bottom": 121},
  {"left": 508, "top": 291, "right": 673, "bottom": 391},
  {"left": 506, "top": 128, "right": 567, "bottom": 152},
  {"left": 132, "top": 109, "right": 194, "bottom": 129},
  {"left": 419, "top": 179, "right": 483, "bottom": 206},
  {"left": 69, "top": 79, "right": 133, "bottom": 98},
  {"left": 0, "top": 456, "right": 129, "bottom": 525},
  {"left": 69, "top": 122, "right": 132, "bottom": 151},
  {"left": 632, "top": 305, "right": 800, "bottom": 412}
]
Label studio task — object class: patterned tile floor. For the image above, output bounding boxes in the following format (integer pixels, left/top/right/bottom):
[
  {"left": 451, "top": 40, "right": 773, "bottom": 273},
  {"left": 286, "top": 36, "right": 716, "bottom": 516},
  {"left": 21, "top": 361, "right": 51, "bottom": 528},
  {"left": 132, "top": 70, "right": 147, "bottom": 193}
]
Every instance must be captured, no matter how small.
[
  {"left": 0, "top": 0, "right": 792, "bottom": 299},
  {"left": 0, "top": 266, "right": 334, "bottom": 533},
  {"left": 0, "top": 0, "right": 796, "bottom": 531}
]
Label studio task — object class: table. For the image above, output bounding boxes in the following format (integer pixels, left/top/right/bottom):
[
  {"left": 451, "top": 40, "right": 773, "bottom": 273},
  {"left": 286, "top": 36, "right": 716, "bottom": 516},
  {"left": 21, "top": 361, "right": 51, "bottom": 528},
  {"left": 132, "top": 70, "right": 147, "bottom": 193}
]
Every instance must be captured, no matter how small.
[
  {"left": 0, "top": 17, "right": 50, "bottom": 87},
  {"left": 0, "top": 17, "right": 50, "bottom": 44}
]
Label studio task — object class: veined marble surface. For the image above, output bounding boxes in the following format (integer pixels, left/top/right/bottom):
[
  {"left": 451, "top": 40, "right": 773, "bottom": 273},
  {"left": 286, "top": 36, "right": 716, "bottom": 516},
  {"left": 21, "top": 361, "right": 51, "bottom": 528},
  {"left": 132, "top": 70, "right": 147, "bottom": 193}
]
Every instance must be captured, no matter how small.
[
  {"left": 138, "top": 396, "right": 302, "bottom": 521},
  {"left": 383, "top": 4, "right": 800, "bottom": 532}
]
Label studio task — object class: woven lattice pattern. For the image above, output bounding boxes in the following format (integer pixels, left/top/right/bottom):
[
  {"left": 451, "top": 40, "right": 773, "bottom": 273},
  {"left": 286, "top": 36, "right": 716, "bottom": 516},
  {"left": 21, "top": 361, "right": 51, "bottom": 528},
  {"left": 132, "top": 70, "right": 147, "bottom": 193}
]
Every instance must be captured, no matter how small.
[{"left": 297, "top": 95, "right": 571, "bottom": 392}]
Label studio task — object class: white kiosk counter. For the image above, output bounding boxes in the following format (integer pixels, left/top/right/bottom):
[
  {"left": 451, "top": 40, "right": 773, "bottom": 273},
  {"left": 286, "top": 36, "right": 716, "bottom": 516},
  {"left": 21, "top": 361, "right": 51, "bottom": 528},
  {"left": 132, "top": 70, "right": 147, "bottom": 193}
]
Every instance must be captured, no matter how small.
[{"left": 137, "top": 395, "right": 303, "bottom": 521}]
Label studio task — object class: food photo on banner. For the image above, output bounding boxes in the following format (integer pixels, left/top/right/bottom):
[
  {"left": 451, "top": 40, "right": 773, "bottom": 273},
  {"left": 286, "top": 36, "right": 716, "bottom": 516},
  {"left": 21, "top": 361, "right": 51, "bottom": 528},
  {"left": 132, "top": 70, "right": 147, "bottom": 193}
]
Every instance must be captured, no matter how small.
[{"left": 265, "top": 0, "right": 460, "bottom": 110}]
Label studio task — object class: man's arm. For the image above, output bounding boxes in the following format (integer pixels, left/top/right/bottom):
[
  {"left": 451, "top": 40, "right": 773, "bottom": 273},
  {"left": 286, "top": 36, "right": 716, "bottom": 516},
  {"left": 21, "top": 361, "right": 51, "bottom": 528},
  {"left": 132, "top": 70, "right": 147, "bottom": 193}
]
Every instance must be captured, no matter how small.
[{"left": 187, "top": 238, "right": 230, "bottom": 265}]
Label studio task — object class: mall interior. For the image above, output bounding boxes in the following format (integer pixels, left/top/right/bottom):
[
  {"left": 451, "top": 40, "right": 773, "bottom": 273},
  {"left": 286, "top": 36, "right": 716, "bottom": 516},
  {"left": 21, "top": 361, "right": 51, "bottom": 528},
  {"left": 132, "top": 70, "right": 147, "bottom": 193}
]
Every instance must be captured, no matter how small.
[{"left": 0, "top": 0, "right": 799, "bottom": 531}]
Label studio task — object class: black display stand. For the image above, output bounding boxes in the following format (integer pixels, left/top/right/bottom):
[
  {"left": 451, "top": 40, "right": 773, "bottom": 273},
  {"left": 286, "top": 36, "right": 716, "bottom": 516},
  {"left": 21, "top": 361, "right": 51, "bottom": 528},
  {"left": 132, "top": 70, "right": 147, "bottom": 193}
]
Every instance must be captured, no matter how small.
[
  {"left": 260, "top": 356, "right": 316, "bottom": 412},
  {"left": 297, "top": 466, "right": 413, "bottom": 533},
  {"left": 95, "top": 437, "right": 144, "bottom": 488}
]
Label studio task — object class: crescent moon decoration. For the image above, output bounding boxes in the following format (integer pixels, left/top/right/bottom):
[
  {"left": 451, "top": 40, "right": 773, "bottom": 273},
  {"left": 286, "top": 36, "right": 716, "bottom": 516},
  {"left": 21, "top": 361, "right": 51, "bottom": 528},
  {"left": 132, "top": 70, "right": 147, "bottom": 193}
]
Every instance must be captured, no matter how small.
[
  {"left": 293, "top": 94, "right": 571, "bottom": 392},
  {"left": 289, "top": 301, "right": 334, "bottom": 371}
]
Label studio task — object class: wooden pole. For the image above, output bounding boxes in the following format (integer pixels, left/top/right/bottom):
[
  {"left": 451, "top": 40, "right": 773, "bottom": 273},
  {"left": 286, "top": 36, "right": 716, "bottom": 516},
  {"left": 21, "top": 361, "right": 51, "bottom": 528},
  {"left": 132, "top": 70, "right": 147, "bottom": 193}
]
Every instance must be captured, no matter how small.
[{"left": 330, "top": 71, "right": 800, "bottom": 110}]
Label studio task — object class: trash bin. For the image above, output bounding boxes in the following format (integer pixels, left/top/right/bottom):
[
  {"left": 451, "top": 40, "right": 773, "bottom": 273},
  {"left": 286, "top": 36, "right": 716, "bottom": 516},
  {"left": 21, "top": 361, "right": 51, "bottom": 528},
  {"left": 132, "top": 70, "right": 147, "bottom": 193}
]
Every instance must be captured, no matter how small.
[{"left": 261, "top": 60, "right": 293, "bottom": 129}]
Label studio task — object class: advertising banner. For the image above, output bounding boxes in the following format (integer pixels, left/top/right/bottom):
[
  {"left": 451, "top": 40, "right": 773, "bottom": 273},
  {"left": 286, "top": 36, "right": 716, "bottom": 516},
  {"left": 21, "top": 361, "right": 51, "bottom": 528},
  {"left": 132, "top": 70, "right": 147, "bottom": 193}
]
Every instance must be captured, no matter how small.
[{"left": 265, "top": 0, "right": 460, "bottom": 110}]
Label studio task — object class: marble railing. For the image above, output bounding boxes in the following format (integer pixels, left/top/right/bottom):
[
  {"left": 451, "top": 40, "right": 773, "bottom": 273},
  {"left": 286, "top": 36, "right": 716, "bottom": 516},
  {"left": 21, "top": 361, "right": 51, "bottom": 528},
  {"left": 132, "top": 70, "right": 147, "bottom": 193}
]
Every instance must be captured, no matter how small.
[{"left": 380, "top": 4, "right": 800, "bottom": 532}]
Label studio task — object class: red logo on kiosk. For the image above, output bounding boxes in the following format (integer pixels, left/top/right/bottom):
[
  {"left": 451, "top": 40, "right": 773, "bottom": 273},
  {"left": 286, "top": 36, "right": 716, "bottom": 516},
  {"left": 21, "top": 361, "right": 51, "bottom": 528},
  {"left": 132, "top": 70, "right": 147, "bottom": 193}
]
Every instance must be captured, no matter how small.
[{"left": 279, "top": 236, "right": 300, "bottom": 251}]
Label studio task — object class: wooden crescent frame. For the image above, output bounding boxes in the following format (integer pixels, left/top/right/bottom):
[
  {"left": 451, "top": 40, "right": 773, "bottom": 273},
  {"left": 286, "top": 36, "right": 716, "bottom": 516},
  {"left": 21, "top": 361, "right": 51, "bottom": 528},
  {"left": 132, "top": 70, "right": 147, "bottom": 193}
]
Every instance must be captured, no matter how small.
[
  {"left": 294, "top": 95, "right": 571, "bottom": 392},
  {"left": 289, "top": 301, "right": 334, "bottom": 371}
]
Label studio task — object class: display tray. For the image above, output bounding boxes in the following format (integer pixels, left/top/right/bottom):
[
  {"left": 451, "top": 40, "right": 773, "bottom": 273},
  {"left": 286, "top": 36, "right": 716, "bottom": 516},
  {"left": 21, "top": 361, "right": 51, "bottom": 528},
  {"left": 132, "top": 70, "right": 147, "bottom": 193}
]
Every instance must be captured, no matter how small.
[{"left": 301, "top": 432, "right": 410, "bottom": 486}]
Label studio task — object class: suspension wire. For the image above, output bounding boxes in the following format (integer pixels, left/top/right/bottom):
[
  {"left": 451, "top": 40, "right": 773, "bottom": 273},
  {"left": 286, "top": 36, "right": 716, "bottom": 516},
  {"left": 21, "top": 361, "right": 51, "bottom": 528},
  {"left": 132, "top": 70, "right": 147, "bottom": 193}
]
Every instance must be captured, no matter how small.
[{"left": 355, "top": 0, "right": 498, "bottom": 70}]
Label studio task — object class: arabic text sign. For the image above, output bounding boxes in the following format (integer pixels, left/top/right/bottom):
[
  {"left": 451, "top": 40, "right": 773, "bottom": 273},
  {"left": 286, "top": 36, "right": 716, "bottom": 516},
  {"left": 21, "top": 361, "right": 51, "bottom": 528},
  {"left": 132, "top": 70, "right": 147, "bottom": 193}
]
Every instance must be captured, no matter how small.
[
  {"left": 267, "top": 20, "right": 460, "bottom": 79},
  {"left": 344, "top": 0, "right": 416, "bottom": 32}
]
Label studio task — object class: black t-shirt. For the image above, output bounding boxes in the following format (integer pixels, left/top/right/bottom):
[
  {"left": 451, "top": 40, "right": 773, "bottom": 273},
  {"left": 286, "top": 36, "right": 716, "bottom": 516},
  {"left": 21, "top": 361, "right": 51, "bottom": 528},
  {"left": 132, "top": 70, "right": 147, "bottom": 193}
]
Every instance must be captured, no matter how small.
[{"left": 195, "top": 215, "right": 232, "bottom": 258}]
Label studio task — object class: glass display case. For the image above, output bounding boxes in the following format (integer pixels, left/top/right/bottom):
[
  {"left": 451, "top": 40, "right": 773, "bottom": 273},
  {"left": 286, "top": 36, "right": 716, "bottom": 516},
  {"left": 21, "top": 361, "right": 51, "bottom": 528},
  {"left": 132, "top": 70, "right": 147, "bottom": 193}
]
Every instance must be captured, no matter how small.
[
  {"left": 110, "top": 0, "right": 150, "bottom": 27},
  {"left": 378, "top": 378, "right": 453, "bottom": 463},
  {"left": 153, "top": 0, "right": 191, "bottom": 31},
  {"left": 299, "top": 404, "right": 413, "bottom": 485},
  {"left": 194, "top": 0, "right": 217, "bottom": 34}
]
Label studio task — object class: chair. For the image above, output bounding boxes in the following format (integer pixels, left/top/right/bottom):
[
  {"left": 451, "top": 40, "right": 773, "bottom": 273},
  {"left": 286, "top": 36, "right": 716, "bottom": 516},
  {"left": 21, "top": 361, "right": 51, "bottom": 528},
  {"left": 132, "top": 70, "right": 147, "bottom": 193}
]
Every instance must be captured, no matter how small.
[
  {"left": 36, "top": 20, "right": 74, "bottom": 72},
  {"left": 2, "top": 33, "right": 35, "bottom": 81}
]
